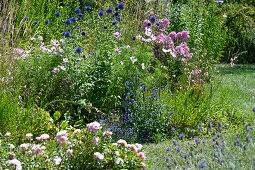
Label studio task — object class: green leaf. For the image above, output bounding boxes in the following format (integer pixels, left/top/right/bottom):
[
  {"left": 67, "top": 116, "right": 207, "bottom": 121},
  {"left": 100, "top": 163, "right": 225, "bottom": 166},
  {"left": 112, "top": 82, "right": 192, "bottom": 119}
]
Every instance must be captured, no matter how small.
[{"left": 53, "top": 111, "right": 61, "bottom": 121}]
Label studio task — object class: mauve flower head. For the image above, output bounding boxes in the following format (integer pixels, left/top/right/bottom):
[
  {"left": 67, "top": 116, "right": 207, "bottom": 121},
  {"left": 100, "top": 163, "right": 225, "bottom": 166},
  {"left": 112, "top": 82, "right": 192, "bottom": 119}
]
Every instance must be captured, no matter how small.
[
  {"left": 181, "top": 30, "right": 190, "bottom": 41},
  {"left": 55, "top": 12, "right": 61, "bottom": 17},
  {"left": 98, "top": 11, "right": 104, "bottom": 16},
  {"left": 75, "top": 8, "right": 81, "bottom": 14},
  {"left": 5, "top": 132, "right": 11, "bottom": 136},
  {"left": 67, "top": 149, "right": 73, "bottom": 156},
  {"left": 106, "top": 7, "right": 113, "bottom": 13},
  {"left": 86, "top": 6, "right": 91, "bottom": 11},
  {"left": 94, "top": 152, "right": 104, "bottom": 160},
  {"left": 8, "top": 159, "right": 21, "bottom": 168},
  {"left": 159, "top": 18, "right": 170, "bottom": 29},
  {"left": 40, "top": 134, "right": 49, "bottom": 140},
  {"left": 65, "top": 19, "right": 71, "bottom": 25},
  {"left": 76, "top": 47, "right": 82, "bottom": 53},
  {"left": 24, "top": 16, "right": 29, "bottom": 20},
  {"left": 118, "top": 3, "right": 125, "bottom": 10},
  {"left": 20, "top": 143, "right": 30, "bottom": 151},
  {"left": 103, "top": 131, "right": 112, "bottom": 138},
  {"left": 169, "top": 31, "right": 176, "bottom": 40},
  {"left": 150, "top": 16, "right": 156, "bottom": 23},
  {"left": 73, "top": 129, "right": 81, "bottom": 135},
  {"left": 44, "top": 19, "right": 49, "bottom": 24},
  {"left": 92, "top": 137, "right": 99, "bottom": 145}
]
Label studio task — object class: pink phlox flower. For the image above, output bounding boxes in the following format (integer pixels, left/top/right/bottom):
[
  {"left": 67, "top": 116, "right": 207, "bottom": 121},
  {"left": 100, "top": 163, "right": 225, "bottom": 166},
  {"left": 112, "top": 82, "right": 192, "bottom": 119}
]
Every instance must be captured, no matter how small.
[
  {"left": 115, "top": 157, "right": 124, "bottom": 164},
  {"left": 94, "top": 152, "right": 104, "bottom": 160},
  {"left": 92, "top": 137, "right": 99, "bottom": 146},
  {"left": 87, "top": 121, "right": 101, "bottom": 133},
  {"left": 53, "top": 157, "right": 62, "bottom": 165},
  {"left": 117, "top": 139, "right": 128, "bottom": 147}
]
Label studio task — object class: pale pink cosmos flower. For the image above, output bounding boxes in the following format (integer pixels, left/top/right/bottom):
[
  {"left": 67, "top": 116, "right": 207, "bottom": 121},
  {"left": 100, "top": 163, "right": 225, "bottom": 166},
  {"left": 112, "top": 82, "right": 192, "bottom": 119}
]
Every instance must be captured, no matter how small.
[
  {"left": 92, "top": 137, "right": 99, "bottom": 146},
  {"left": 126, "top": 45, "right": 130, "bottom": 49},
  {"left": 30, "top": 37, "right": 36, "bottom": 41},
  {"left": 120, "top": 61, "right": 124, "bottom": 65},
  {"left": 94, "top": 152, "right": 104, "bottom": 160},
  {"left": 114, "top": 32, "right": 121, "bottom": 38},
  {"left": 141, "top": 63, "right": 145, "bottom": 69},
  {"left": 130, "top": 56, "right": 137, "bottom": 64},
  {"left": 38, "top": 36, "right": 43, "bottom": 41},
  {"left": 115, "top": 157, "right": 124, "bottom": 164},
  {"left": 51, "top": 40, "right": 60, "bottom": 47},
  {"left": 103, "top": 131, "right": 112, "bottom": 139},
  {"left": 59, "top": 48, "right": 64, "bottom": 54},
  {"left": 5, "top": 132, "right": 11, "bottom": 136},
  {"left": 53, "top": 157, "right": 62, "bottom": 165},
  {"left": 115, "top": 48, "right": 121, "bottom": 55},
  {"left": 67, "top": 149, "right": 73, "bottom": 156}
]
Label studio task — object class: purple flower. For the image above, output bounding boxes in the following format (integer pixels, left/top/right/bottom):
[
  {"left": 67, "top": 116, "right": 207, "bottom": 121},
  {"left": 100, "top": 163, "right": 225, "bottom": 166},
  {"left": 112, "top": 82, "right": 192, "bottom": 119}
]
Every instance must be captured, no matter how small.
[
  {"left": 65, "top": 19, "right": 71, "bottom": 25},
  {"left": 34, "top": 21, "right": 38, "bottom": 24},
  {"left": 106, "top": 7, "right": 113, "bottom": 13},
  {"left": 24, "top": 16, "right": 29, "bottom": 20},
  {"left": 98, "top": 11, "right": 104, "bottom": 16},
  {"left": 86, "top": 6, "right": 91, "bottom": 11},
  {"left": 118, "top": 3, "right": 125, "bottom": 10},
  {"left": 45, "top": 19, "right": 49, "bottom": 24},
  {"left": 71, "top": 17, "right": 77, "bottom": 22},
  {"left": 81, "top": 31, "right": 86, "bottom": 36},
  {"left": 76, "top": 47, "right": 82, "bottom": 53},
  {"left": 150, "top": 16, "right": 156, "bottom": 23},
  {"left": 75, "top": 8, "right": 81, "bottom": 14},
  {"left": 55, "top": 12, "right": 61, "bottom": 17},
  {"left": 169, "top": 31, "right": 176, "bottom": 40},
  {"left": 79, "top": 13, "right": 83, "bottom": 17},
  {"left": 64, "top": 32, "right": 71, "bottom": 37}
]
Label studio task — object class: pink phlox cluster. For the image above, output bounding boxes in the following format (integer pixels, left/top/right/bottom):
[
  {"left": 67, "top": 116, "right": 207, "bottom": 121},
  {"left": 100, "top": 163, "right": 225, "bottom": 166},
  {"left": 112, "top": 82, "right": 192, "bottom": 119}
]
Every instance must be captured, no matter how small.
[
  {"left": 20, "top": 143, "right": 30, "bottom": 151},
  {"left": 92, "top": 137, "right": 99, "bottom": 146},
  {"left": 56, "top": 130, "right": 69, "bottom": 146},
  {"left": 94, "top": 152, "right": 104, "bottom": 160},
  {"left": 87, "top": 121, "right": 101, "bottom": 133},
  {"left": 103, "top": 131, "right": 112, "bottom": 139},
  {"left": 8, "top": 159, "right": 22, "bottom": 170},
  {"left": 137, "top": 152, "right": 146, "bottom": 162},
  {"left": 53, "top": 157, "right": 62, "bottom": 165},
  {"left": 117, "top": 139, "right": 128, "bottom": 147},
  {"left": 36, "top": 134, "right": 49, "bottom": 141},
  {"left": 73, "top": 129, "right": 81, "bottom": 135},
  {"left": 30, "top": 144, "right": 46, "bottom": 156},
  {"left": 159, "top": 18, "right": 170, "bottom": 29}
]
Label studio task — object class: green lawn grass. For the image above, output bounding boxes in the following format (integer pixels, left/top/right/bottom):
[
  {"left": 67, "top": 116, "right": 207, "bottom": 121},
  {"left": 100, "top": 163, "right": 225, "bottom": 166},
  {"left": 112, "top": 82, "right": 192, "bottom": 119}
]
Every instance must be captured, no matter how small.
[{"left": 144, "top": 64, "right": 255, "bottom": 170}]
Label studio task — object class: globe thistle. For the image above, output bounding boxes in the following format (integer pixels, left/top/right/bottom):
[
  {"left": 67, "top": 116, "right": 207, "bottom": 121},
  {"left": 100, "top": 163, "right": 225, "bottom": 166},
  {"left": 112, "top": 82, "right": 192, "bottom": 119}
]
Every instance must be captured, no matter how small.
[
  {"left": 115, "top": 6, "right": 119, "bottom": 11},
  {"left": 75, "top": 8, "right": 81, "bottom": 14},
  {"left": 106, "top": 7, "right": 113, "bottom": 13},
  {"left": 45, "top": 19, "right": 49, "bottom": 24},
  {"left": 64, "top": 32, "right": 71, "bottom": 37},
  {"left": 71, "top": 17, "right": 76, "bottom": 22},
  {"left": 34, "top": 21, "right": 39, "bottom": 24},
  {"left": 147, "top": 22, "right": 151, "bottom": 27},
  {"left": 98, "top": 11, "right": 104, "bottom": 16},
  {"left": 118, "top": 3, "right": 125, "bottom": 10},
  {"left": 76, "top": 47, "right": 82, "bottom": 53},
  {"left": 156, "top": 22, "right": 160, "bottom": 26},
  {"left": 24, "top": 16, "right": 29, "bottom": 21},
  {"left": 132, "top": 36, "right": 136, "bottom": 40},
  {"left": 86, "top": 6, "right": 91, "bottom": 11},
  {"left": 112, "top": 20, "right": 116, "bottom": 25},
  {"left": 55, "top": 12, "right": 61, "bottom": 17},
  {"left": 50, "top": 22, "right": 53, "bottom": 25},
  {"left": 65, "top": 19, "right": 71, "bottom": 25},
  {"left": 81, "top": 31, "right": 86, "bottom": 36},
  {"left": 103, "top": 25, "right": 107, "bottom": 29},
  {"left": 78, "top": 13, "right": 83, "bottom": 17},
  {"left": 150, "top": 16, "right": 156, "bottom": 23}
]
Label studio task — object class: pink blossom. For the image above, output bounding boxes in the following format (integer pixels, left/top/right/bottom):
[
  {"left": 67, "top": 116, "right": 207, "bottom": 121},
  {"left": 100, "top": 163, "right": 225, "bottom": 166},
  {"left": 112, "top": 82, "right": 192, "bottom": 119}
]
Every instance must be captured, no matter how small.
[
  {"left": 141, "top": 63, "right": 145, "bottom": 69},
  {"left": 112, "top": 143, "right": 118, "bottom": 147},
  {"left": 168, "top": 31, "right": 177, "bottom": 40},
  {"left": 103, "top": 131, "right": 112, "bottom": 139},
  {"left": 114, "top": 32, "right": 121, "bottom": 38},
  {"left": 137, "top": 152, "right": 146, "bottom": 162},
  {"left": 141, "top": 162, "right": 147, "bottom": 170},
  {"left": 26, "top": 133, "right": 33, "bottom": 138},
  {"left": 20, "top": 144, "right": 29, "bottom": 151},
  {"left": 60, "top": 136, "right": 68, "bottom": 142},
  {"left": 159, "top": 18, "right": 170, "bottom": 29},
  {"left": 10, "top": 144, "right": 15, "bottom": 149},
  {"left": 73, "top": 129, "right": 81, "bottom": 135},
  {"left": 67, "top": 149, "right": 73, "bottom": 156},
  {"left": 56, "top": 130, "right": 67, "bottom": 138},
  {"left": 40, "top": 134, "right": 49, "bottom": 140},
  {"left": 135, "top": 143, "right": 143, "bottom": 151},
  {"left": 130, "top": 56, "right": 138, "bottom": 64},
  {"left": 128, "top": 144, "right": 138, "bottom": 152},
  {"left": 94, "top": 152, "right": 104, "bottom": 160},
  {"left": 5, "top": 132, "right": 11, "bottom": 136},
  {"left": 117, "top": 139, "right": 128, "bottom": 147},
  {"left": 143, "top": 19, "right": 150, "bottom": 28},
  {"left": 87, "top": 121, "right": 101, "bottom": 133},
  {"left": 115, "top": 151, "right": 120, "bottom": 156},
  {"left": 115, "top": 48, "right": 121, "bottom": 55},
  {"left": 92, "top": 137, "right": 99, "bottom": 146},
  {"left": 53, "top": 157, "right": 62, "bottom": 165},
  {"left": 115, "top": 157, "right": 124, "bottom": 164},
  {"left": 8, "top": 159, "right": 22, "bottom": 169}
]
